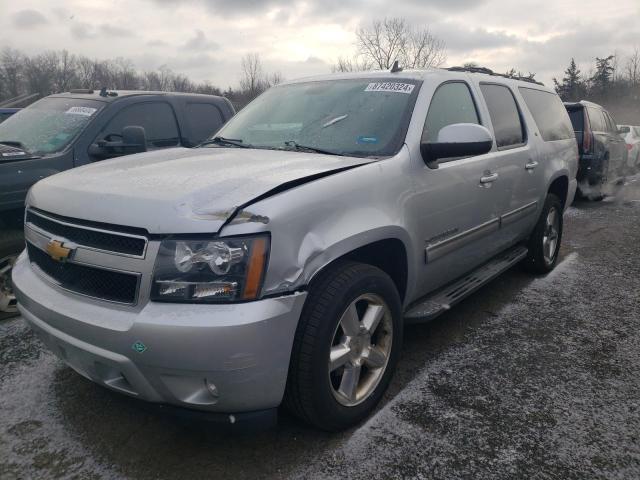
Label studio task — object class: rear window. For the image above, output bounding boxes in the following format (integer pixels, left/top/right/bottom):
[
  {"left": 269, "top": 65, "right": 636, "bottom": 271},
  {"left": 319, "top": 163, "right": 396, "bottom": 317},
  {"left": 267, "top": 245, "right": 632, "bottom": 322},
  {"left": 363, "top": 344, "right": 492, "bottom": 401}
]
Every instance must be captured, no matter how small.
[
  {"left": 567, "top": 108, "right": 584, "bottom": 132},
  {"left": 519, "top": 88, "right": 574, "bottom": 141},
  {"left": 185, "top": 103, "right": 224, "bottom": 144},
  {"left": 479, "top": 83, "right": 525, "bottom": 148}
]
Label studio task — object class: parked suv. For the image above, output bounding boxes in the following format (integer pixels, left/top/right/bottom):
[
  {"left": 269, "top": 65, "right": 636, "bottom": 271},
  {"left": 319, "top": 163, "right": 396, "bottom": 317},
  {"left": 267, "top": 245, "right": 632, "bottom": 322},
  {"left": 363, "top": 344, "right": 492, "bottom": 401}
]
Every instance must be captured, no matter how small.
[
  {"left": 618, "top": 124, "right": 640, "bottom": 169},
  {"left": 0, "top": 89, "right": 234, "bottom": 315},
  {"left": 13, "top": 68, "right": 577, "bottom": 430},
  {"left": 564, "top": 101, "right": 627, "bottom": 200}
]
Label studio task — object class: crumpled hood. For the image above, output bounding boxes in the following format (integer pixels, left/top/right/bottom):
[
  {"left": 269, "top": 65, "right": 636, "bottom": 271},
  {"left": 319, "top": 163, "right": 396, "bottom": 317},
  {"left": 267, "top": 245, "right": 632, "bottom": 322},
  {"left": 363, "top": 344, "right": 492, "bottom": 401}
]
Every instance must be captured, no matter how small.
[{"left": 28, "top": 147, "right": 369, "bottom": 233}]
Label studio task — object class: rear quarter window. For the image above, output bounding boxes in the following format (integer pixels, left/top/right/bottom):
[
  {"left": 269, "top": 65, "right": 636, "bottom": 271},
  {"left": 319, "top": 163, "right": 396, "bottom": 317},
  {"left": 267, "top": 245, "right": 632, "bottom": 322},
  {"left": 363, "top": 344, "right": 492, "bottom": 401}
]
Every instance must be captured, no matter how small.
[
  {"left": 519, "top": 88, "right": 574, "bottom": 141},
  {"left": 587, "top": 107, "right": 606, "bottom": 132}
]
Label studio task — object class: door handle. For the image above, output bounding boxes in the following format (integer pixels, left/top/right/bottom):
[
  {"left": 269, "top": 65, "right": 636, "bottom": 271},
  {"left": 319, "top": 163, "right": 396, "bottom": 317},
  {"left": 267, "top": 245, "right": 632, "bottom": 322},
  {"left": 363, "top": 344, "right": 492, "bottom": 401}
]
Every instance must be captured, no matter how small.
[
  {"left": 525, "top": 160, "right": 539, "bottom": 170},
  {"left": 480, "top": 172, "right": 499, "bottom": 184}
]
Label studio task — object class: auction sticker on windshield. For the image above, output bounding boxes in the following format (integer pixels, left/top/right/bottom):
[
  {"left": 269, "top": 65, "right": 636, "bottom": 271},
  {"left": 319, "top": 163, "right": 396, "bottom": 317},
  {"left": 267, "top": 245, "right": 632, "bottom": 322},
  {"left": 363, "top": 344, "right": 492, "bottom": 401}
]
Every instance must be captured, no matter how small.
[
  {"left": 65, "top": 106, "right": 97, "bottom": 116},
  {"left": 364, "top": 82, "right": 415, "bottom": 94}
]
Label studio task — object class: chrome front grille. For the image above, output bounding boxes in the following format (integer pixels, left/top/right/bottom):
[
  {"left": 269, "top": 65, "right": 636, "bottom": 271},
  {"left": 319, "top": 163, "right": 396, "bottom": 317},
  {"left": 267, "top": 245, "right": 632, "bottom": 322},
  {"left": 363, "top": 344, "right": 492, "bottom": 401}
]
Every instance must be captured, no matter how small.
[
  {"left": 27, "top": 243, "right": 140, "bottom": 304},
  {"left": 26, "top": 209, "right": 147, "bottom": 258},
  {"left": 24, "top": 209, "right": 149, "bottom": 305}
]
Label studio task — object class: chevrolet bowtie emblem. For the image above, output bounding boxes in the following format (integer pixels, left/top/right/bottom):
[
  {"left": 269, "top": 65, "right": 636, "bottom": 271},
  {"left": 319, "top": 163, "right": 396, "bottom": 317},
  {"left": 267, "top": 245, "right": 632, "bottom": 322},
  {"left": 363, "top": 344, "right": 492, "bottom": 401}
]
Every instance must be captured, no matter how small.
[{"left": 46, "top": 239, "right": 72, "bottom": 262}]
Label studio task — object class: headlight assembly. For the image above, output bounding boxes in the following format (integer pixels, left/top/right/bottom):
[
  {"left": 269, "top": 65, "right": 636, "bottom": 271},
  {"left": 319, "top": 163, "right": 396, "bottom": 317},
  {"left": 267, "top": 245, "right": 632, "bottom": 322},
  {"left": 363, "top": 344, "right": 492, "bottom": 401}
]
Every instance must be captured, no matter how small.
[{"left": 151, "top": 235, "right": 269, "bottom": 303}]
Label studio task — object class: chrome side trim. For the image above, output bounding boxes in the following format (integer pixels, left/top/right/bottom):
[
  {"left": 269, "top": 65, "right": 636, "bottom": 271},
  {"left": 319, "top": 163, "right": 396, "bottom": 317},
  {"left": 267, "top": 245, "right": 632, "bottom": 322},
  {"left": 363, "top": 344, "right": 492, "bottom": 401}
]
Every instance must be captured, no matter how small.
[
  {"left": 426, "top": 217, "right": 500, "bottom": 263},
  {"left": 26, "top": 208, "right": 148, "bottom": 259},
  {"left": 500, "top": 201, "right": 538, "bottom": 227}
]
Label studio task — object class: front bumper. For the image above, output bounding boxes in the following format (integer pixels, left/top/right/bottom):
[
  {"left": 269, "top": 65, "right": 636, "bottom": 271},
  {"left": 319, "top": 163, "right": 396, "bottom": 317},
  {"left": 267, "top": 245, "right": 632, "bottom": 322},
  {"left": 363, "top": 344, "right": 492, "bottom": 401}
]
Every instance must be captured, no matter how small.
[{"left": 12, "top": 252, "right": 307, "bottom": 413}]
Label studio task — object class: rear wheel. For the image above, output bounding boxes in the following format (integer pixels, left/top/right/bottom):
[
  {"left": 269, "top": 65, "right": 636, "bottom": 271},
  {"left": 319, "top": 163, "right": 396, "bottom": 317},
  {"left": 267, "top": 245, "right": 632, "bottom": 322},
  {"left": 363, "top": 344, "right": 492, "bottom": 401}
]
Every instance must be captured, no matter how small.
[
  {"left": 285, "top": 261, "right": 402, "bottom": 431},
  {"left": 522, "top": 194, "right": 563, "bottom": 274},
  {"left": 0, "top": 230, "right": 24, "bottom": 318}
]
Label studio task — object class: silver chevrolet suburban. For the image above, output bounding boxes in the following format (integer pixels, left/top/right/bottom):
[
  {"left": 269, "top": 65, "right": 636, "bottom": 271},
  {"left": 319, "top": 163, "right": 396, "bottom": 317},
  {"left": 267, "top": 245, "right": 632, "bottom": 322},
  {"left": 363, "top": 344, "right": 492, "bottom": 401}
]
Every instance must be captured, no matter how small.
[{"left": 12, "top": 67, "right": 578, "bottom": 431}]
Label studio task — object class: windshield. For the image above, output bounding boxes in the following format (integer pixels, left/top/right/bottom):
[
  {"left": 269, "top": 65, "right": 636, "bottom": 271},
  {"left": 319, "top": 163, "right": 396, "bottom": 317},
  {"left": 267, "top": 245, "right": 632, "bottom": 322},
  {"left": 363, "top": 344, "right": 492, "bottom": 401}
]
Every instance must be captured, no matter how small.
[
  {"left": 211, "top": 78, "right": 421, "bottom": 158},
  {"left": 0, "top": 97, "right": 104, "bottom": 155}
]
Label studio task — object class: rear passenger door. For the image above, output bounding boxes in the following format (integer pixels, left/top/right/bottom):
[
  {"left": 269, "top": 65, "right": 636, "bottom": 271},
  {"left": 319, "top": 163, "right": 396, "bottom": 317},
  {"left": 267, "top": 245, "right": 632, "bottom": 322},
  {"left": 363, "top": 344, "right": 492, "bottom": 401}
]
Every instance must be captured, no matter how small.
[{"left": 476, "top": 83, "right": 535, "bottom": 246}]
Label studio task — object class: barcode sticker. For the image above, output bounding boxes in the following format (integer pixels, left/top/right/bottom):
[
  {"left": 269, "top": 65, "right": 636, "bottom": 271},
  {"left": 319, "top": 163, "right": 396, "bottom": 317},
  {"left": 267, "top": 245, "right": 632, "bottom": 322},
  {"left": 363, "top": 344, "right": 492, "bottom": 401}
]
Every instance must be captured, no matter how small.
[
  {"left": 65, "top": 106, "right": 97, "bottom": 116},
  {"left": 364, "top": 82, "right": 415, "bottom": 94}
]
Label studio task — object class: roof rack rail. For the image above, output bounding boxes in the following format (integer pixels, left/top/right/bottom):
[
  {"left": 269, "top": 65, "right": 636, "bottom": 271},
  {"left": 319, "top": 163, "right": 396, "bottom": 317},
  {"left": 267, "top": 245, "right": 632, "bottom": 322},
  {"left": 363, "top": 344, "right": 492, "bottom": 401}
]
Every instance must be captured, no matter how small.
[{"left": 445, "top": 66, "right": 544, "bottom": 86}]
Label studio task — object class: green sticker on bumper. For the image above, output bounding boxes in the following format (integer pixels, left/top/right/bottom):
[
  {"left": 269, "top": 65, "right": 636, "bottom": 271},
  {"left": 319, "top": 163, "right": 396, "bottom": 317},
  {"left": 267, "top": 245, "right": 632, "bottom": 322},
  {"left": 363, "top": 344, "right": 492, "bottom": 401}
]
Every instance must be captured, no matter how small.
[{"left": 132, "top": 341, "right": 147, "bottom": 353}]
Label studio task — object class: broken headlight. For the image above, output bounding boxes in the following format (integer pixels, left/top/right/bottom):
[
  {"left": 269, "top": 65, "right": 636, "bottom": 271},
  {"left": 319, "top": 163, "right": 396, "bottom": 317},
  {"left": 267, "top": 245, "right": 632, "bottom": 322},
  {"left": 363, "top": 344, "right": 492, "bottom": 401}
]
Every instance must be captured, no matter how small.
[{"left": 151, "top": 235, "right": 269, "bottom": 303}]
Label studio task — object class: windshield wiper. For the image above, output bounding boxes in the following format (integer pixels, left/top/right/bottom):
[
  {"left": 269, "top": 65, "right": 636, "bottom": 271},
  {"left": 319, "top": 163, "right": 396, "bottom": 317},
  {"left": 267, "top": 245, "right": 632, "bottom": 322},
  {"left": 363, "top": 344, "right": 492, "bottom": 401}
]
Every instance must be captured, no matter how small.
[
  {"left": 0, "top": 140, "right": 30, "bottom": 152},
  {"left": 199, "top": 136, "right": 251, "bottom": 148},
  {"left": 283, "top": 141, "right": 342, "bottom": 156}
]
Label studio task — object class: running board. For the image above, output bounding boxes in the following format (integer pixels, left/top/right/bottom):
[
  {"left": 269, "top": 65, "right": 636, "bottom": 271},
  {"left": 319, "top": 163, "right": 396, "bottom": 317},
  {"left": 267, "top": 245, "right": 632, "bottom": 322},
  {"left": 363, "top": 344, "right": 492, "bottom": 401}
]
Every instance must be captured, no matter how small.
[{"left": 404, "top": 245, "right": 528, "bottom": 323}]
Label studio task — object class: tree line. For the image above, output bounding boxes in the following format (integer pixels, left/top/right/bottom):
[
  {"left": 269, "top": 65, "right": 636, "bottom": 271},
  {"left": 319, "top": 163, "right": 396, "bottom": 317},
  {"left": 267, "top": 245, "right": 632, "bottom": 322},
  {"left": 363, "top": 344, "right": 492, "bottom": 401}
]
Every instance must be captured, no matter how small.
[
  {"left": 0, "top": 48, "right": 282, "bottom": 110},
  {"left": 1, "top": 17, "right": 639, "bottom": 122},
  {"left": 553, "top": 51, "right": 640, "bottom": 123}
]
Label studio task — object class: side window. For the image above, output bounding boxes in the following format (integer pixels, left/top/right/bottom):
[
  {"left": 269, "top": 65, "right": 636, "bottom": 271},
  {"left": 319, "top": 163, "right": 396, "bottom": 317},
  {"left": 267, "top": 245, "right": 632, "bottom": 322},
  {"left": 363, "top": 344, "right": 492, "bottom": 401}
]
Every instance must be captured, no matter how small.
[
  {"left": 587, "top": 108, "right": 605, "bottom": 132},
  {"left": 101, "top": 102, "right": 180, "bottom": 148},
  {"left": 604, "top": 112, "right": 617, "bottom": 133},
  {"left": 422, "top": 82, "right": 480, "bottom": 143},
  {"left": 184, "top": 103, "right": 224, "bottom": 145},
  {"left": 479, "top": 84, "right": 525, "bottom": 148},
  {"left": 518, "top": 87, "right": 574, "bottom": 141}
]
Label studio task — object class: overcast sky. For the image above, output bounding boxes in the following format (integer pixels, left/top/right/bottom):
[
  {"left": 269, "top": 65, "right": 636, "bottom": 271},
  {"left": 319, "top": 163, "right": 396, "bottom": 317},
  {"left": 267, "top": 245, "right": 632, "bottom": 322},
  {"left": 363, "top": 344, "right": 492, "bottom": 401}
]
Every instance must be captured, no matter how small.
[{"left": 1, "top": 0, "right": 639, "bottom": 88}]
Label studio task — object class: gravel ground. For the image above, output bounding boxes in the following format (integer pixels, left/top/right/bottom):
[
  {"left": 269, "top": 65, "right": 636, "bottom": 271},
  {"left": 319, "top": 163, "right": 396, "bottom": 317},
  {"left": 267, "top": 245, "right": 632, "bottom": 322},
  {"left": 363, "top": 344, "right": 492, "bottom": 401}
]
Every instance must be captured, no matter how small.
[{"left": 1, "top": 179, "right": 639, "bottom": 479}]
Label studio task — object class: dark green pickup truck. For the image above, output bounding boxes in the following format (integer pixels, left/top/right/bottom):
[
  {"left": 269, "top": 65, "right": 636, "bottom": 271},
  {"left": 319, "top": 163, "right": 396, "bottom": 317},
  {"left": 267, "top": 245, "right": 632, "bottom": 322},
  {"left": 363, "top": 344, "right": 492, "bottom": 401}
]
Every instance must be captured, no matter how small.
[{"left": 0, "top": 89, "right": 235, "bottom": 316}]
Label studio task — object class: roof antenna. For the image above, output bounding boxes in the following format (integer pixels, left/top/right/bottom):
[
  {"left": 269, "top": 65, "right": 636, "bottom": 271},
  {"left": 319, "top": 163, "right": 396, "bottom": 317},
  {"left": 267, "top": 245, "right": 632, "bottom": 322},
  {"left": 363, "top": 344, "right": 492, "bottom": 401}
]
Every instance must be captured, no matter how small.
[{"left": 390, "top": 60, "right": 403, "bottom": 73}]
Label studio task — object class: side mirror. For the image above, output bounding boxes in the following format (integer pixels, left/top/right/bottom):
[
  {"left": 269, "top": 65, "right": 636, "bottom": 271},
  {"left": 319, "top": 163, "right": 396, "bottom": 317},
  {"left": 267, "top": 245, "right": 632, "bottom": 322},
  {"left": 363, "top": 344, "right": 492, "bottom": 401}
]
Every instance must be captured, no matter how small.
[
  {"left": 618, "top": 126, "right": 630, "bottom": 134},
  {"left": 420, "top": 123, "right": 493, "bottom": 169},
  {"left": 89, "top": 125, "right": 148, "bottom": 159}
]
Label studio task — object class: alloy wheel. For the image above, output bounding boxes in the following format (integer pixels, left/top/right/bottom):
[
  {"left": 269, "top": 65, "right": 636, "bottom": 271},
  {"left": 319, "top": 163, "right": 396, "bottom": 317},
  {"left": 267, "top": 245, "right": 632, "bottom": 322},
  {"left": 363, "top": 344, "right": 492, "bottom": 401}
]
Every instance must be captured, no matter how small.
[
  {"left": 328, "top": 293, "right": 393, "bottom": 407},
  {"left": 542, "top": 207, "right": 560, "bottom": 265}
]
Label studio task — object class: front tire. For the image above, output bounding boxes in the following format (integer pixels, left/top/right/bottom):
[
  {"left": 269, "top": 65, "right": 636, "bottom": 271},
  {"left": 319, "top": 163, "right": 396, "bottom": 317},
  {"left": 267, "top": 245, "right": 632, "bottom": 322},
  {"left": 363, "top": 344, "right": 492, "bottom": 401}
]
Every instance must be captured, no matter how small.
[
  {"left": 522, "top": 194, "right": 563, "bottom": 274},
  {"left": 284, "top": 261, "right": 403, "bottom": 431}
]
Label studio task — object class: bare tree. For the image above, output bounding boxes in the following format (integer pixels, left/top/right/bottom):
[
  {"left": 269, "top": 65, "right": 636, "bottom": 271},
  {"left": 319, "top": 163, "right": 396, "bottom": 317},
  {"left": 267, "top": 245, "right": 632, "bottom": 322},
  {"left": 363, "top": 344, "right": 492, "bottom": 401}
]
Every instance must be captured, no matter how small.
[
  {"left": 402, "top": 24, "right": 446, "bottom": 69},
  {"left": 0, "top": 48, "right": 25, "bottom": 99},
  {"left": 240, "top": 53, "right": 264, "bottom": 97},
  {"left": 332, "top": 56, "right": 373, "bottom": 73},
  {"left": 355, "top": 17, "right": 446, "bottom": 70},
  {"left": 54, "top": 50, "right": 78, "bottom": 92},
  {"left": 625, "top": 48, "right": 640, "bottom": 87},
  {"left": 113, "top": 58, "right": 139, "bottom": 89},
  {"left": 265, "top": 71, "right": 284, "bottom": 87},
  {"left": 24, "top": 51, "right": 59, "bottom": 97}
]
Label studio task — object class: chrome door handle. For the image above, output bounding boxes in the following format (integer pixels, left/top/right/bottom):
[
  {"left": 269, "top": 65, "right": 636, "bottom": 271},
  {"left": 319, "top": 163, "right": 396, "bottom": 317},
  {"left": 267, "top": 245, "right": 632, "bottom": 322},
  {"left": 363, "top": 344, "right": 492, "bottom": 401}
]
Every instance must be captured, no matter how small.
[
  {"left": 525, "top": 160, "right": 539, "bottom": 170},
  {"left": 480, "top": 173, "right": 499, "bottom": 184}
]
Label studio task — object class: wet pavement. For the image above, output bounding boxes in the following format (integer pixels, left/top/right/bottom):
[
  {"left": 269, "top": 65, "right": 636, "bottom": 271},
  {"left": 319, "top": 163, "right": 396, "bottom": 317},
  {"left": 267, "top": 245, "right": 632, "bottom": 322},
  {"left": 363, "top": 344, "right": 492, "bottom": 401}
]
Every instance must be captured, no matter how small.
[{"left": 2, "top": 180, "right": 640, "bottom": 479}]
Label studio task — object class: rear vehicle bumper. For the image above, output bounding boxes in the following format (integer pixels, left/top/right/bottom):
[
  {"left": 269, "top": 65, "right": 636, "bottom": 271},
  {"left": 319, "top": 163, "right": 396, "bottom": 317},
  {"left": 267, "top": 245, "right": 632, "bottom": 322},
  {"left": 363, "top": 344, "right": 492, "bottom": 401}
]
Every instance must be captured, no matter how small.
[
  {"left": 577, "top": 154, "right": 605, "bottom": 184},
  {"left": 12, "top": 252, "right": 307, "bottom": 413}
]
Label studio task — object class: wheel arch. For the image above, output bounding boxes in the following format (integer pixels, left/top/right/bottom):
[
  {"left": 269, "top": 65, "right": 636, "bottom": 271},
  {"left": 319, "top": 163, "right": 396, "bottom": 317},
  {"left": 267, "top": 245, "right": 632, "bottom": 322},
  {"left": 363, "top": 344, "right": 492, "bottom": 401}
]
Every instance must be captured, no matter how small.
[
  {"left": 547, "top": 174, "right": 569, "bottom": 209},
  {"left": 305, "top": 229, "right": 413, "bottom": 305}
]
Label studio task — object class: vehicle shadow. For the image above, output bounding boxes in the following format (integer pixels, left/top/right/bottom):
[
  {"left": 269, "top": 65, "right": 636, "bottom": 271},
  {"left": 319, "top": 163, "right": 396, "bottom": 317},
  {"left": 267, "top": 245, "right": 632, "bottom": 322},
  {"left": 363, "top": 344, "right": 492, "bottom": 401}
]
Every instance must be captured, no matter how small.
[{"left": 51, "top": 256, "right": 553, "bottom": 479}]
